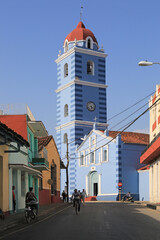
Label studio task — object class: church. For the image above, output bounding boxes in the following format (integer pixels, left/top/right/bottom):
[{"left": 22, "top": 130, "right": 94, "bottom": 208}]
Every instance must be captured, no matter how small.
[{"left": 55, "top": 20, "right": 149, "bottom": 200}]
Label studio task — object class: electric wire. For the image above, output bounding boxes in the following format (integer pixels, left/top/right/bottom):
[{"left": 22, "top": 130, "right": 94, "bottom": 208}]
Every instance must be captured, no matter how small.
[
  {"left": 69, "top": 97, "right": 160, "bottom": 161},
  {"left": 107, "top": 90, "right": 156, "bottom": 122}
]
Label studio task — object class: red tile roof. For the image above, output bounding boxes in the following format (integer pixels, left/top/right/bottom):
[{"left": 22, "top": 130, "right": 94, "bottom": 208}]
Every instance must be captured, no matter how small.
[
  {"left": 38, "top": 136, "right": 53, "bottom": 151},
  {"left": 64, "top": 21, "right": 98, "bottom": 45},
  {"left": 0, "top": 115, "right": 28, "bottom": 141},
  {"left": 0, "top": 121, "right": 29, "bottom": 147},
  {"left": 108, "top": 131, "right": 149, "bottom": 145}
]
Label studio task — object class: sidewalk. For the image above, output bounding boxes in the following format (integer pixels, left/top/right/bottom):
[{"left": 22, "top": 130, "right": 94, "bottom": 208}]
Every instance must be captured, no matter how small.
[{"left": 0, "top": 202, "right": 70, "bottom": 235}]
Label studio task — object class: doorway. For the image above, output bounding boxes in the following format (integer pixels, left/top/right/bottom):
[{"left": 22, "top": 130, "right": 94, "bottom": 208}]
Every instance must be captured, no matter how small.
[
  {"left": 88, "top": 171, "right": 99, "bottom": 196},
  {"left": 93, "top": 183, "right": 98, "bottom": 196}
]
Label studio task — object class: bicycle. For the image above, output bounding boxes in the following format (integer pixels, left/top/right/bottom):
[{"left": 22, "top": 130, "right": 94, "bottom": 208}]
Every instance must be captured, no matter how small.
[{"left": 25, "top": 200, "right": 39, "bottom": 223}]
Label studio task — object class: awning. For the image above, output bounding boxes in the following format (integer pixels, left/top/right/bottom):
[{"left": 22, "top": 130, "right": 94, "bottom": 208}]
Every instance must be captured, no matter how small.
[
  {"left": 140, "top": 134, "right": 160, "bottom": 164},
  {"left": 8, "top": 164, "right": 42, "bottom": 178}
]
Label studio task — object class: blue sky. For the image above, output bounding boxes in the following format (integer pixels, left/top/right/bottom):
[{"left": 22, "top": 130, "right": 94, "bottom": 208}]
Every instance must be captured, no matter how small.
[{"left": 0, "top": 0, "right": 160, "bottom": 137}]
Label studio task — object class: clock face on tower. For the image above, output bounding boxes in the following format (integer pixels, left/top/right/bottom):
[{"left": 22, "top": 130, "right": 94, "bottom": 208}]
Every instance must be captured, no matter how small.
[{"left": 87, "top": 101, "right": 96, "bottom": 112}]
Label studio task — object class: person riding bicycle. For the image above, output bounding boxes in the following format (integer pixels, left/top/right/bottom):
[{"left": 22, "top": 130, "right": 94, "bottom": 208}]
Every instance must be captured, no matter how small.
[
  {"left": 72, "top": 189, "right": 81, "bottom": 212},
  {"left": 25, "top": 187, "right": 38, "bottom": 213}
]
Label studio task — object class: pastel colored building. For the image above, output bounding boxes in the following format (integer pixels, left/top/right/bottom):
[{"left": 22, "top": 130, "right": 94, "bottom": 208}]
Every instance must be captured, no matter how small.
[
  {"left": 0, "top": 121, "right": 29, "bottom": 213},
  {"left": 55, "top": 21, "right": 108, "bottom": 195},
  {"left": 0, "top": 112, "right": 48, "bottom": 211},
  {"left": 140, "top": 84, "right": 160, "bottom": 203},
  {"left": 76, "top": 126, "right": 149, "bottom": 201},
  {"left": 138, "top": 165, "right": 149, "bottom": 201},
  {"left": 38, "top": 136, "right": 65, "bottom": 205}
]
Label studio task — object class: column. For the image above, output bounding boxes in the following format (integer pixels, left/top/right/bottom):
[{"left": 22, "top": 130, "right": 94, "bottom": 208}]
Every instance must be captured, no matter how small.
[
  {"left": 158, "top": 159, "right": 160, "bottom": 202},
  {"left": 8, "top": 168, "right": 12, "bottom": 211},
  {"left": 86, "top": 175, "right": 88, "bottom": 196},
  {"left": 34, "top": 178, "right": 39, "bottom": 200},
  {"left": 17, "top": 169, "right": 21, "bottom": 210},
  {"left": 25, "top": 172, "right": 29, "bottom": 192},
  {"left": 98, "top": 174, "right": 101, "bottom": 195},
  {"left": 149, "top": 166, "right": 153, "bottom": 202}
]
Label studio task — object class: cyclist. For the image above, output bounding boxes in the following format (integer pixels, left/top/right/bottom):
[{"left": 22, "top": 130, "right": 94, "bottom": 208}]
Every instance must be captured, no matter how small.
[
  {"left": 72, "top": 189, "right": 81, "bottom": 212},
  {"left": 26, "top": 187, "right": 37, "bottom": 203},
  {"left": 25, "top": 187, "right": 38, "bottom": 214}
]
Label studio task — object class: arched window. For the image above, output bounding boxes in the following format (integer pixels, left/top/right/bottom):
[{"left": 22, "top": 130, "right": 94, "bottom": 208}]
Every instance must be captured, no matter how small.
[
  {"left": 64, "top": 63, "right": 68, "bottom": 78},
  {"left": 64, "top": 104, "right": 68, "bottom": 117},
  {"left": 51, "top": 163, "right": 57, "bottom": 195},
  {"left": 64, "top": 133, "right": 68, "bottom": 144},
  {"left": 64, "top": 40, "right": 68, "bottom": 53},
  {"left": 86, "top": 37, "right": 93, "bottom": 49},
  {"left": 87, "top": 61, "right": 94, "bottom": 75},
  {"left": 87, "top": 39, "right": 91, "bottom": 49}
]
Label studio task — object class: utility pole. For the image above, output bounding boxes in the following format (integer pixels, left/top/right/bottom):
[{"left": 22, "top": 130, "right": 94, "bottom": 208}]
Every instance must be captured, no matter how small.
[{"left": 66, "top": 137, "right": 69, "bottom": 202}]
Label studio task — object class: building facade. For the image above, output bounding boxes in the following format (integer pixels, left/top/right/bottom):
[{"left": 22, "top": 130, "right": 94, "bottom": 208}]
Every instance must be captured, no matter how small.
[
  {"left": 140, "top": 84, "right": 160, "bottom": 203},
  {"left": 38, "top": 136, "right": 62, "bottom": 205},
  {"left": 0, "top": 121, "right": 29, "bottom": 213},
  {"left": 0, "top": 112, "right": 49, "bottom": 211},
  {"left": 76, "top": 126, "right": 149, "bottom": 201},
  {"left": 55, "top": 21, "right": 108, "bottom": 194}
]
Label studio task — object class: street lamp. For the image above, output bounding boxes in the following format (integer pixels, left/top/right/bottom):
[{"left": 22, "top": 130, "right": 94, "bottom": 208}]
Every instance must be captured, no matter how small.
[{"left": 138, "top": 60, "right": 160, "bottom": 66}]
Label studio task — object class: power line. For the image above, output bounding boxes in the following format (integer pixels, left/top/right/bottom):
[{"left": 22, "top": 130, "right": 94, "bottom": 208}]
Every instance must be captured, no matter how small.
[
  {"left": 109, "top": 102, "right": 149, "bottom": 130},
  {"left": 107, "top": 90, "right": 156, "bottom": 122},
  {"left": 73, "top": 97, "right": 160, "bottom": 161},
  {"left": 59, "top": 89, "right": 159, "bottom": 161}
]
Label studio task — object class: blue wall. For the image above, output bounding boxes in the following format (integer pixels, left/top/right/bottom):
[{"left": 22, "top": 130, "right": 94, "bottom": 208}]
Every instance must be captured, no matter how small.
[
  {"left": 75, "top": 130, "right": 148, "bottom": 201},
  {"left": 56, "top": 41, "right": 107, "bottom": 194}
]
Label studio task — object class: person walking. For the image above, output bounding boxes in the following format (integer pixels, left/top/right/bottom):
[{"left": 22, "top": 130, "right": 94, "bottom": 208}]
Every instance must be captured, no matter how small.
[
  {"left": 81, "top": 189, "right": 86, "bottom": 204},
  {"left": 62, "top": 190, "right": 66, "bottom": 202},
  {"left": 12, "top": 186, "right": 16, "bottom": 212}
]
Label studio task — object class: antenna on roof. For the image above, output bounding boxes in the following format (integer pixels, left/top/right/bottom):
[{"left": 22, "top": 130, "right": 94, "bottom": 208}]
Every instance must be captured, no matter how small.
[{"left": 80, "top": 6, "right": 83, "bottom": 21}]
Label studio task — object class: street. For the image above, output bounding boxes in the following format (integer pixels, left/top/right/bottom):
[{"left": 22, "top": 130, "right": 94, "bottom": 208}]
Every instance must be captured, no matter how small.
[{"left": 1, "top": 202, "right": 160, "bottom": 240}]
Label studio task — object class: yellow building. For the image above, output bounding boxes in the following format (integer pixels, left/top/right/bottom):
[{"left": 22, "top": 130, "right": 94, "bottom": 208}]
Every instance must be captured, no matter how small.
[
  {"left": 38, "top": 136, "right": 65, "bottom": 205},
  {"left": 0, "top": 145, "right": 9, "bottom": 212}
]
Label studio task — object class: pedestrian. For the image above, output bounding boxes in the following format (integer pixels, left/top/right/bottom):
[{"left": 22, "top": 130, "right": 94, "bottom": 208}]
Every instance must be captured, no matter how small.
[
  {"left": 62, "top": 190, "right": 66, "bottom": 202},
  {"left": 12, "top": 186, "right": 16, "bottom": 212},
  {"left": 81, "top": 189, "right": 86, "bottom": 204}
]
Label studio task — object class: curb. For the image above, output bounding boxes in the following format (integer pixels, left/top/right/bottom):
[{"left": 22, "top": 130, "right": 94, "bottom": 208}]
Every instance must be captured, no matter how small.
[
  {"left": 0, "top": 203, "right": 70, "bottom": 235},
  {"left": 147, "top": 204, "right": 160, "bottom": 211}
]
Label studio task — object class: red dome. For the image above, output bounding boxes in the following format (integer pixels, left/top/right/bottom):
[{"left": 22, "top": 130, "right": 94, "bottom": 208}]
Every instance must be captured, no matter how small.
[{"left": 64, "top": 21, "right": 98, "bottom": 45}]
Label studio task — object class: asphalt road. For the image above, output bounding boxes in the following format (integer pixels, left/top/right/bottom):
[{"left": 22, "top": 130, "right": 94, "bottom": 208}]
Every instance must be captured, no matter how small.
[{"left": 1, "top": 202, "right": 160, "bottom": 240}]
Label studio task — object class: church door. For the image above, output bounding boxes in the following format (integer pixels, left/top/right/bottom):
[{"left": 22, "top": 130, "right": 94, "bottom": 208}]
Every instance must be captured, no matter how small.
[
  {"left": 88, "top": 171, "right": 99, "bottom": 196},
  {"left": 93, "top": 183, "right": 98, "bottom": 196}
]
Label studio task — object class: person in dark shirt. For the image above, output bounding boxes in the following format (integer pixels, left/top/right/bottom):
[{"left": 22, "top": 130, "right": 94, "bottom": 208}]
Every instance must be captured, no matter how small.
[{"left": 26, "top": 187, "right": 37, "bottom": 203}]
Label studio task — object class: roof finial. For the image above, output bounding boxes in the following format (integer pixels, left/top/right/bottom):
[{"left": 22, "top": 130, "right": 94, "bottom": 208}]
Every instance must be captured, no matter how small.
[{"left": 80, "top": 6, "right": 83, "bottom": 21}]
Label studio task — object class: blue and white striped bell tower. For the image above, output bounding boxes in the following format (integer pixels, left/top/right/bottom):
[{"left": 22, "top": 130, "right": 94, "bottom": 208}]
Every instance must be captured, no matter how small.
[{"left": 55, "top": 21, "right": 108, "bottom": 195}]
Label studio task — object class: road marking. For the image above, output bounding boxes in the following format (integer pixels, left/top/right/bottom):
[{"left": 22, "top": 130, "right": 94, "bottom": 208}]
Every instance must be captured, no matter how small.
[{"left": 0, "top": 205, "right": 71, "bottom": 240}]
